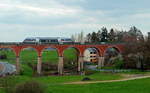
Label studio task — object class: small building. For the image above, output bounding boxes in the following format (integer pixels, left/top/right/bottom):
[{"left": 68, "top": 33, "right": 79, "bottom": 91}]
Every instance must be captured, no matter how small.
[{"left": 84, "top": 48, "right": 98, "bottom": 62}]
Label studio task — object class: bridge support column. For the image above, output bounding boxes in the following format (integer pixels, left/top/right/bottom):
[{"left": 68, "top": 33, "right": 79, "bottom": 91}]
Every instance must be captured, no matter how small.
[
  {"left": 37, "top": 56, "right": 42, "bottom": 75},
  {"left": 16, "top": 56, "right": 20, "bottom": 74},
  {"left": 58, "top": 56, "right": 64, "bottom": 75},
  {"left": 78, "top": 56, "right": 84, "bottom": 72},
  {"left": 98, "top": 56, "right": 105, "bottom": 68}
]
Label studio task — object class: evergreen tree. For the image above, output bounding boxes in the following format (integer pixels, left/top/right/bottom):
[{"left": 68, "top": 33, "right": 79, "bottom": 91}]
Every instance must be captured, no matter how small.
[
  {"left": 96, "top": 30, "right": 101, "bottom": 42},
  {"left": 116, "top": 30, "right": 125, "bottom": 42},
  {"left": 108, "top": 28, "right": 116, "bottom": 42},
  {"left": 91, "top": 32, "right": 98, "bottom": 43},
  {"left": 101, "top": 27, "right": 108, "bottom": 42},
  {"left": 86, "top": 33, "right": 91, "bottom": 42},
  {"left": 128, "top": 26, "right": 144, "bottom": 42}
]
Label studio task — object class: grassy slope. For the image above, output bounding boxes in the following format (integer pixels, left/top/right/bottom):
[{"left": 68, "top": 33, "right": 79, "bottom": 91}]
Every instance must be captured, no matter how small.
[
  {"left": 0, "top": 75, "right": 149, "bottom": 93},
  {"left": 0, "top": 72, "right": 122, "bottom": 84},
  {"left": 36, "top": 72, "right": 122, "bottom": 84},
  {"left": 0, "top": 72, "right": 122, "bottom": 93},
  {"left": 47, "top": 78, "right": 150, "bottom": 93}
]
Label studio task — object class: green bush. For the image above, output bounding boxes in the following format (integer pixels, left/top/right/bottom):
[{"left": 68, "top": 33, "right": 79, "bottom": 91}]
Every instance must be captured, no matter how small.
[
  {"left": 64, "top": 58, "right": 78, "bottom": 72},
  {"left": 81, "top": 77, "right": 92, "bottom": 81},
  {"left": 20, "top": 64, "right": 33, "bottom": 76},
  {"left": 113, "top": 58, "right": 124, "bottom": 69},
  {"left": 15, "top": 80, "right": 45, "bottom": 93},
  {"left": 0, "top": 54, "right": 7, "bottom": 59},
  {"left": 42, "top": 62, "right": 57, "bottom": 71}
]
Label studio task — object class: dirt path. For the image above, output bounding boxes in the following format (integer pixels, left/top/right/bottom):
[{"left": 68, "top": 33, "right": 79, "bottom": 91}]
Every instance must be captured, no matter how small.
[{"left": 64, "top": 75, "right": 150, "bottom": 85}]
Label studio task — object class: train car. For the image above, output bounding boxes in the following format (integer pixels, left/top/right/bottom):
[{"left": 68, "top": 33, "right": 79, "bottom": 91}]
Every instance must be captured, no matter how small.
[
  {"left": 23, "top": 37, "right": 38, "bottom": 44},
  {"left": 23, "top": 37, "right": 73, "bottom": 44}
]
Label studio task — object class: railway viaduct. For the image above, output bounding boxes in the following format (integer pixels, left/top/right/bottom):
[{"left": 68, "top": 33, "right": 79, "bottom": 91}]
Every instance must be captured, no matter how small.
[{"left": 0, "top": 43, "right": 124, "bottom": 75}]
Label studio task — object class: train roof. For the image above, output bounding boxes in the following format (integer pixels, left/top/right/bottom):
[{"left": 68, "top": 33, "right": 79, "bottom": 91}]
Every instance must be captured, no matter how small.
[{"left": 25, "top": 37, "right": 71, "bottom": 39}]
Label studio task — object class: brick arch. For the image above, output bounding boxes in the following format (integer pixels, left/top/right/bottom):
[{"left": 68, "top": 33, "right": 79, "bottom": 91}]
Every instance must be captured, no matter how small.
[
  {"left": 0, "top": 46, "right": 17, "bottom": 56},
  {"left": 61, "top": 46, "right": 81, "bottom": 56},
  {"left": 111, "top": 46, "right": 121, "bottom": 53},
  {"left": 20, "top": 46, "right": 37, "bottom": 51},
  {"left": 19, "top": 46, "right": 38, "bottom": 57},
  {"left": 103, "top": 45, "right": 122, "bottom": 56},
  {"left": 83, "top": 47, "right": 102, "bottom": 57},
  {"left": 110, "top": 45, "right": 121, "bottom": 52},
  {"left": 0, "top": 46, "right": 14, "bottom": 51},
  {"left": 41, "top": 46, "right": 59, "bottom": 56}
]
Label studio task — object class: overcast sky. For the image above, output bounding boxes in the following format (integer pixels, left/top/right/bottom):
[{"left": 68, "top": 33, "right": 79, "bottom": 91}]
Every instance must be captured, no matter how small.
[{"left": 0, "top": 0, "right": 150, "bottom": 42}]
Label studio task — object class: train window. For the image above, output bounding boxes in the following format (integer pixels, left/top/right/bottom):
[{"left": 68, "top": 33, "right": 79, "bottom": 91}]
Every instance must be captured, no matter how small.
[
  {"left": 65, "top": 39, "right": 71, "bottom": 41},
  {"left": 48, "top": 40, "right": 51, "bottom": 42},
  {"left": 55, "top": 40, "right": 58, "bottom": 42},
  {"left": 51, "top": 39, "right": 58, "bottom": 42},
  {"left": 51, "top": 40, "right": 54, "bottom": 42},
  {"left": 61, "top": 39, "right": 64, "bottom": 41},
  {"left": 40, "top": 40, "right": 46, "bottom": 42}
]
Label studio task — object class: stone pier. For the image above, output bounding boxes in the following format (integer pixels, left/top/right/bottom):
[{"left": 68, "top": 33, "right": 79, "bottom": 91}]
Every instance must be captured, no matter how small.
[
  {"left": 16, "top": 56, "right": 20, "bottom": 74},
  {"left": 98, "top": 56, "right": 105, "bottom": 68},
  {"left": 78, "top": 56, "right": 84, "bottom": 72},
  {"left": 37, "top": 56, "right": 42, "bottom": 75},
  {"left": 58, "top": 56, "right": 64, "bottom": 75}
]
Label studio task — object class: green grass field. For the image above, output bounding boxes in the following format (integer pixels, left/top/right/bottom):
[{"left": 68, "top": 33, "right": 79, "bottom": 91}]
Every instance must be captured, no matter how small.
[
  {"left": 47, "top": 78, "right": 150, "bottom": 93},
  {"left": 0, "top": 74, "right": 150, "bottom": 93},
  {"left": 0, "top": 72, "right": 122, "bottom": 84},
  {"left": 0, "top": 71, "right": 123, "bottom": 93}
]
